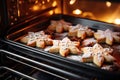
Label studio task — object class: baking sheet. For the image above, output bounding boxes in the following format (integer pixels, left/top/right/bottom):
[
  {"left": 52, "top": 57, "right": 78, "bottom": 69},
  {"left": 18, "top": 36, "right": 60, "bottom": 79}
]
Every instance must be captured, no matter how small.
[{"left": 6, "top": 14, "right": 120, "bottom": 73}]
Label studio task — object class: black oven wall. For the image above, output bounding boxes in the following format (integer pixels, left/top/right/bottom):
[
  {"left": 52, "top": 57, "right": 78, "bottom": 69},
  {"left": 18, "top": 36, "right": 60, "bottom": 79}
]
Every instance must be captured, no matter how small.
[{"left": 0, "top": 0, "right": 9, "bottom": 37}]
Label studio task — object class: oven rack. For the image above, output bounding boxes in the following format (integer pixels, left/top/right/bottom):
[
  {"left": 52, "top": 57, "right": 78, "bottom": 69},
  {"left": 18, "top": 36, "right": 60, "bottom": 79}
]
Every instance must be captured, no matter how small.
[
  {"left": 0, "top": 66, "right": 36, "bottom": 80},
  {"left": 0, "top": 49, "right": 69, "bottom": 80},
  {"left": 0, "top": 49, "right": 90, "bottom": 80}
]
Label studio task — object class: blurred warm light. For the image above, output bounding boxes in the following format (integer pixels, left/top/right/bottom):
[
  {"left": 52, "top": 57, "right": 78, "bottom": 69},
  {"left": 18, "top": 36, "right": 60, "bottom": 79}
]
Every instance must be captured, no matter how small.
[
  {"left": 49, "top": 10, "right": 54, "bottom": 15},
  {"left": 106, "top": 1, "right": 111, "bottom": 7},
  {"left": 82, "top": 12, "right": 96, "bottom": 19},
  {"left": 54, "top": 8, "right": 61, "bottom": 14},
  {"left": 106, "top": 19, "right": 112, "bottom": 23},
  {"left": 14, "top": 18, "right": 18, "bottom": 21},
  {"left": 35, "top": 0, "right": 38, "bottom": 4},
  {"left": 52, "top": 1, "right": 57, "bottom": 7},
  {"left": 19, "top": 1, "right": 22, "bottom": 4},
  {"left": 47, "top": 0, "right": 50, "bottom": 2},
  {"left": 32, "top": 5, "right": 40, "bottom": 11},
  {"left": 42, "top": 1, "right": 45, "bottom": 4},
  {"left": 114, "top": 18, "right": 120, "bottom": 25},
  {"left": 18, "top": 10, "right": 20, "bottom": 17},
  {"left": 41, "top": 5, "right": 46, "bottom": 9},
  {"left": 73, "top": 9, "right": 82, "bottom": 15},
  {"left": 69, "top": 0, "right": 76, "bottom": 5}
]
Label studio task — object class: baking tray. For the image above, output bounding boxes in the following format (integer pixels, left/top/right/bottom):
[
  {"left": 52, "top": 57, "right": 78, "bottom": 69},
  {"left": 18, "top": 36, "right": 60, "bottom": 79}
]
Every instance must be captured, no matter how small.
[
  {"left": 5, "top": 14, "right": 120, "bottom": 80},
  {"left": 7, "top": 14, "right": 120, "bottom": 41}
]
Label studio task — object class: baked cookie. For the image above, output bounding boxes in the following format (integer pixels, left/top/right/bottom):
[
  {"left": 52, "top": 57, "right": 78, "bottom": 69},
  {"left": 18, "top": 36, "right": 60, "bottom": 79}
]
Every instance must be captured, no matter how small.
[
  {"left": 68, "top": 24, "right": 80, "bottom": 37},
  {"left": 47, "top": 20, "right": 71, "bottom": 33},
  {"left": 20, "top": 31, "right": 53, "bottom": 48},
  {"left": 68, "top": 24, "right": 94, "bottom": 39},
  {"left": 81, "top": 47, "right": 93, "bottom": 62},
  {"left": 94, "top": 29, "right": 120, "bottom": 45},
  {"left": 36, "top": 36, "right": 52, "bottom": 48},
  {"left": 49, "top": 37, "right": 81, "bottom": 57},
  {"left": 81, "top": 43, "right": 114, "bottom": 67},
  {"left": 77, "top": 25, "right": 94, "bottom": 39},
  {"left": 82, "top": 38, "right": 97, "bottom": 46},
  {"left": 49, "top": 40, "right": 61, "bottom": 53}
]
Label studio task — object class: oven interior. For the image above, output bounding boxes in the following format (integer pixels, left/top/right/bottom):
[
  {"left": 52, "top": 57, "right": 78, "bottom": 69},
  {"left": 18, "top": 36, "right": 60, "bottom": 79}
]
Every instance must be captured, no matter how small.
[
  {"left": 1, "top": 0, "right": 120, "bottom": 26},
  {"left": 0, "top": 0, "right": 120, "bottom": 80}
]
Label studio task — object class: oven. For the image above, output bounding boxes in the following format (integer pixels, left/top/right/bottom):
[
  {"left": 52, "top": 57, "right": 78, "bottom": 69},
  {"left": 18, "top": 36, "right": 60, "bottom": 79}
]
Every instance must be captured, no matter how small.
[{"left": 0, "top": 0, "right": 120, "bottom": 80}]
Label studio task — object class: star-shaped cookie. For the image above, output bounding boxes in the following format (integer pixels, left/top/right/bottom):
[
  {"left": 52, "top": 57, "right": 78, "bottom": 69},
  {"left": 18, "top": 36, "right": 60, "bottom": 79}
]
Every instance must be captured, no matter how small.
[
  {"left": 47, "top": 20, "right": 71, "bottom": 33},
  {"left": 81, "top": 43, "right": 114, "bottom": 67},
  {"left": 68, "top": 24, "right": 94, "bottom": 39},
  {"left": 94, "top": 29, "right": 120, "bottom": 45},
  {"left": 49, "top": 37, "right": 80, "bottom": 57},
  {"left": 20, "top": 31, "right": 53, "bottom": 48}
]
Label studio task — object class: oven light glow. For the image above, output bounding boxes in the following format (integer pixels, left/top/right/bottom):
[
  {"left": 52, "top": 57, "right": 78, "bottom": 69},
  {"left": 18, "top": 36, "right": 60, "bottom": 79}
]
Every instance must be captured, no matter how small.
[
  {"left": 73, "top": 9, "right": 82, "bottom": 15},
  {"left": 106, "top": 1, "right": 111, "bottom": 7},
  {"left": 114, "top": 18, "right": 120, "bottom": 25},
  {"left": 82, "top": 12, "right": 95, "bottom": 19},
  {"left": 42, "top": 1, "right": 45, "bottom": 4},
  {"left": 18, "top": 10, "right": 20, "bottom": 17},
  {"left": 70, "top": 0, "right": 76, "bottom": 5},
  {"left": 41, "top": 5, "right": 46, "bottom": 9},
  {"left": 32, "top": 5, "right": 40, "bottom": 11},
  {"left": 35, "top": 0, "right": 38, "bottom": 4},
  {"left": 52, "top": 1, "right": 57, "bottom": 7},
  {"left": 49, "top": 10, "right": 54, "bottom": 15},
  {"left": 47, "top": 0, "right": 50, "bottom": 2}
]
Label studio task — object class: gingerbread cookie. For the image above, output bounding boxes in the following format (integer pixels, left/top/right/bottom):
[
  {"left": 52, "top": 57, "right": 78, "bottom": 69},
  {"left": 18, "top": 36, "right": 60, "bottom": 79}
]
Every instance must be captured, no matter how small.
[
  {"left": 94, "top": 29, "right": 120, "bottom": 45},
  {"left": 81, "top": 43, "right": 114, "bottom": 67},
  {"left": 47, "top": 20, "right": 71, "bottom": 33},
  {"left": 20, "top": 31, "right": 53, "bottom": 48},
  {"left": 49, "top": 37, "right": 80, "bottom": 57}
]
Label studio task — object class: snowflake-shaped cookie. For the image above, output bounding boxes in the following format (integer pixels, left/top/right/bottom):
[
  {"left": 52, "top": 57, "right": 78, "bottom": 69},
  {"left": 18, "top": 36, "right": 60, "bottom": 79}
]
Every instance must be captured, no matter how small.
[
  {"left": 49, "top": 37, "right": 80, "bottom": 57},
  {"left": 68, "top": 24, "right": 94, "bottom": 39},
  {"left": 20, "top": 31, "right": 52, "bottom": 48},
  {"left": 81, "top": 43, "right": 114, "bottom": 67},
  {"left": 94, "top": 29, "right": 120, "bottom": 45},
  {"left": 47, "top": 20, "right": 71, "bottom": 33}
]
